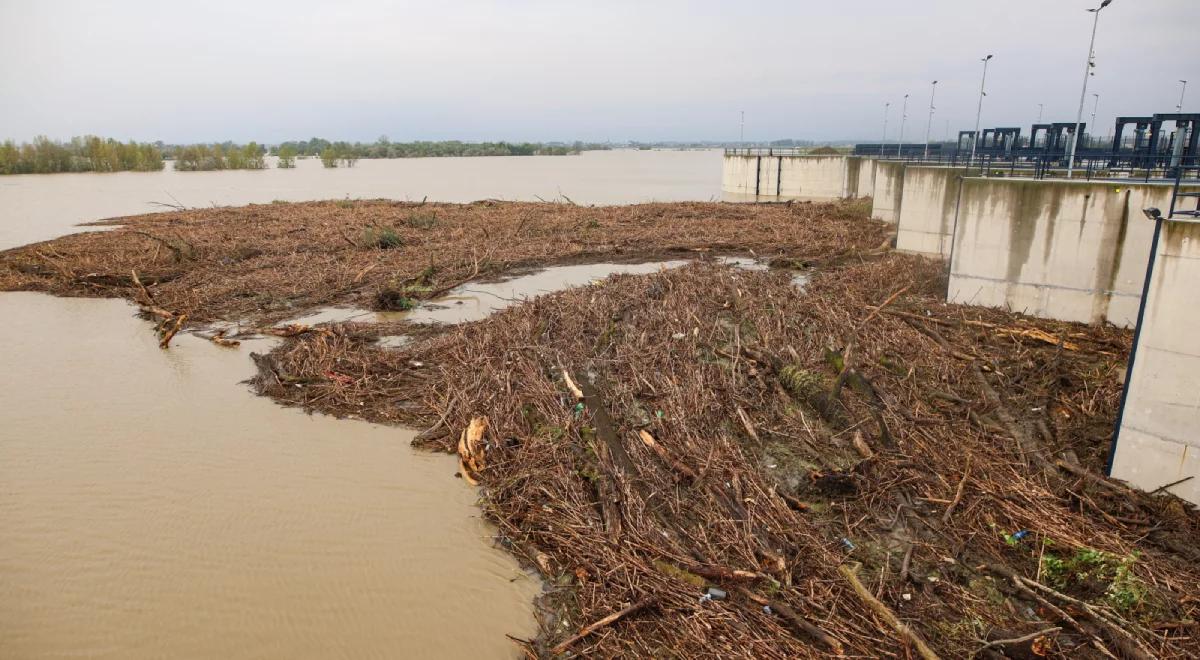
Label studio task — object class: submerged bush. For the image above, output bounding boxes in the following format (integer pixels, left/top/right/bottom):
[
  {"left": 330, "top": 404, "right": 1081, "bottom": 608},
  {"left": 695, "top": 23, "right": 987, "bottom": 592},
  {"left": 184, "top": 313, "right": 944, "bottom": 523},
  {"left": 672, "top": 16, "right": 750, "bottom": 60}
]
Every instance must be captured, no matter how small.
[
  {"left": 375, "top": 288, "right": 416, "bottom": 311},
  {"left": 276, "top": 144, "right": 297, "bottom": 168},
  {"left": 173, "top": 142, "right": 266, "bottom": 171},
  {"left": 362, "top": 227, "right": 403, "bottom": 250}
]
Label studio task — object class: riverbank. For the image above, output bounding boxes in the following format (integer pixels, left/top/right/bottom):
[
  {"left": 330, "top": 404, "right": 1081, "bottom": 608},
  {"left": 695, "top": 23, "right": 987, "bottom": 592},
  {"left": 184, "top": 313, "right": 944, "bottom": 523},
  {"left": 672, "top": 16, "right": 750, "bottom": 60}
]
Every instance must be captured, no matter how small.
[{"left": 3, "top": 200, "right": 1197, "bottom": 657}]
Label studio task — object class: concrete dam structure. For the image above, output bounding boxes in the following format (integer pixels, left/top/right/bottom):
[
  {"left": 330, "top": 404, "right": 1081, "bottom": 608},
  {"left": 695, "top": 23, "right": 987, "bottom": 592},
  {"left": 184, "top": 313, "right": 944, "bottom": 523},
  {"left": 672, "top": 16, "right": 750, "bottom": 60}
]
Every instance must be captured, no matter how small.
[{"left": 721, "top": 151, "right": 1200, "bottom": 505}]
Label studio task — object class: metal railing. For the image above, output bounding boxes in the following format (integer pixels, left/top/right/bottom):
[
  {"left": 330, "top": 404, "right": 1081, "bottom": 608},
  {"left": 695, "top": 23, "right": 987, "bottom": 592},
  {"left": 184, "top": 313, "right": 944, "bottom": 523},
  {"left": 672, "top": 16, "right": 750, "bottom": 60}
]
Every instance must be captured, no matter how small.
[
  {"left": 723, "top": 147, "right": 812, "bottom": 157},
  {"left": 724, "top": 148, "right": 1200, "bottom": 183}
]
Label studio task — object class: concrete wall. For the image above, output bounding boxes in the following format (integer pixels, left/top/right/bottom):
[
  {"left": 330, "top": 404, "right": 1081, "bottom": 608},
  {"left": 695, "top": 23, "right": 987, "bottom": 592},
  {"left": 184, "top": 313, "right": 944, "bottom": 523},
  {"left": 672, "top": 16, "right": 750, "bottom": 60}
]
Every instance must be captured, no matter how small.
[
  {"left": 721, "top": 154, "right": 761, "bottom": 197},
  {"left": 1112, "top": 219, "right": 1200, "bottom": 505},
  {"left": 721, "top": 155, "right": 875, "bottom": 202},
  {"left": 851, "top": 157, "right": 876, "bottom": 199},
  {"left": 946, "top": 179, "right": 1185, "bottom": 327},
  {"left": 872, "top": 161, "right": 906, "bottom": 223},
  {"left": 894, "top": 167, "right": 968, "bottom": 256},
  {"left": 777, "top": 156, "right": 851, "bottom": 200}
]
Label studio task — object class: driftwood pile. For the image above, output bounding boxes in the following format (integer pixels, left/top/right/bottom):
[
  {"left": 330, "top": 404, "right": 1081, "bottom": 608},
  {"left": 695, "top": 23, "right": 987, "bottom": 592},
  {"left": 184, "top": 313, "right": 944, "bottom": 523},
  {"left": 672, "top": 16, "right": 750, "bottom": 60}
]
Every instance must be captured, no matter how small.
[
  {"left": 3, "top": 199, "right": 1197, "bottom": 657},
  {"left": 254, "top": 256, "right": 1197, "bottom": 658}
]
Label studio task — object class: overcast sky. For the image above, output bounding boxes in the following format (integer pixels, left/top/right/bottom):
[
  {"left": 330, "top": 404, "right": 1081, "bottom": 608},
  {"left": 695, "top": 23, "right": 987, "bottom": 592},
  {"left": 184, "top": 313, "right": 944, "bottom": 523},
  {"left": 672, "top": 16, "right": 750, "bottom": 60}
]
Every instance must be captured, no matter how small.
[{"left": 1, "top": 0, "right": 1196, "bottom": 144}]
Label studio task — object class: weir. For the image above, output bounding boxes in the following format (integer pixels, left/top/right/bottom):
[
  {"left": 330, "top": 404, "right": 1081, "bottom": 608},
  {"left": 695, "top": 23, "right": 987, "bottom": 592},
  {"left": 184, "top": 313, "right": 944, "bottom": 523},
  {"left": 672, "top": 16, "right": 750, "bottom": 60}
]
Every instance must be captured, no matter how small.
[{"left": 721, "top": 151, "right": 1200, "bottom": 505}]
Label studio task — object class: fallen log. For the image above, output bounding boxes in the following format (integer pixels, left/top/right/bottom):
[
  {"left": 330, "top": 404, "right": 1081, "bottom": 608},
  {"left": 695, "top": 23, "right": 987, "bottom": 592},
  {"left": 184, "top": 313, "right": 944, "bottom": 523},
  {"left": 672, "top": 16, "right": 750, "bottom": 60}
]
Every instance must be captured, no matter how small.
[
  {"left": 457, "top": 416, "right": 489, "bottom": 484},
  {"left": 208, "top": 329, "right": 240, "bottom": 348},
  {"left": 838, "top": 563, "right": 940, "bottom": 660},
  {"left": 550, "top": 596, "right": 658, "bottom": 655},
  {"left": 736, "top": 586, "right": 845, "bottom": 655},
  {"left": 158, "top": 314, "right": 187, "bottom": 349}
]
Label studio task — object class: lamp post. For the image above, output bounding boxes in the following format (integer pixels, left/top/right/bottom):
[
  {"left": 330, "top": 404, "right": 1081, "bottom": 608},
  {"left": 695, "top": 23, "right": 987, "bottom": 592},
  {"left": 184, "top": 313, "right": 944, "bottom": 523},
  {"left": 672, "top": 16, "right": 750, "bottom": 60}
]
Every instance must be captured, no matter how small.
[
  {"left": 1067, "top": 0, "right": 1114, "bottom": 178},
  {"left": 970, "top": 54, "right": 993, "bottom": 163},
  {"left": 897, "top": 93, "right": 909, "bottom": 157},
  {"left": 739, "top": 111, "right": 744, "bottom": 144},
  {"left": 1178, "top": 80, "right": 1188, "bottom": 112},
  {"left": 923, "top": 80, "right": 938, "bottom": 160},
  {"left": 1090, "top": 93, "right": 1100, "bottom": 149},
  {"left": 880, "top": 102, "right": 890, "bottom": 156},
  {"left": 1037, "top": 103, "right": 1044, "bottom": 124}
]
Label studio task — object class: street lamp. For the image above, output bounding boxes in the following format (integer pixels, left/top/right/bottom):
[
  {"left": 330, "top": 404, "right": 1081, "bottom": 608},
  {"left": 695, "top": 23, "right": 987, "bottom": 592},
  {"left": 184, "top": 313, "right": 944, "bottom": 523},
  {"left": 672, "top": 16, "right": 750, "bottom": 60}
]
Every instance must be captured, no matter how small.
[
  {"left": 1090, "top": 93, "right": 1100, "bottom": 149},
  {"left": 880, "top": 102, "right": 890, "bottom": 156},
  {"left": 1067, "top": 0, "right": 1114, "bottom": 178},
  {"left": 897, "top": 93, "right": 909, "bottom": 157},
  {"left": 923, "top": 80, "right": 939, "bottom": 160},
  {"left": 970, "top": 54, "right": 994, "bottom": 163},
  {"left": 1178, "top": 80, "right": 1188, "bottom": 112},
  {"left": 1037, "top": 103, "right": 1044, "bottom": 124}
]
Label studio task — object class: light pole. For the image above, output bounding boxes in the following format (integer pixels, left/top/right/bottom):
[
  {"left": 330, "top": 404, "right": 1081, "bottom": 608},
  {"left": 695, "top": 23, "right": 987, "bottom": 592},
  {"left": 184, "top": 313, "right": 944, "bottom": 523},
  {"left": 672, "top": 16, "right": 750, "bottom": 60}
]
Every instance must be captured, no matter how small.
[
  {"left": 1090, "top": 93, "right": 1100, "bottom": 149},
  {"left": 897, "top": 94, "right": 909, "bottom": 157},
  {"left": 1178, "top": 80, "right": 1188, "bottom": 112},
  {"left": 1067, "top": 0, "right": 1114, "bottom": 178},
  {"left": 739, "top": 111, "right": 745, "bottom": 144},
  {"left": 1037, "top": 103, "right": 1044, "bottom": 124},
  {"left": 923, "top": 80, "right": 939, "bottom": 160},
  {"left": 880, "top": 102, "right": 890, "bottom": 156},
  {"left": 970, "top": 54, "right": 994, "bottom": 163}
]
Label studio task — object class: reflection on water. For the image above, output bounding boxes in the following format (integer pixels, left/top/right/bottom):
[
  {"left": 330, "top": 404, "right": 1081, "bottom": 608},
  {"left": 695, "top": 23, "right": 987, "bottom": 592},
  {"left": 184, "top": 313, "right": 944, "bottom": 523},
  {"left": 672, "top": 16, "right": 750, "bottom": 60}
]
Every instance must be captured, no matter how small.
[
  {"left": 0, "top": 150, "right": 722, "bottom": 250},
  {"left": 0, "top": 293, "right": 537, "bottom": 659}
]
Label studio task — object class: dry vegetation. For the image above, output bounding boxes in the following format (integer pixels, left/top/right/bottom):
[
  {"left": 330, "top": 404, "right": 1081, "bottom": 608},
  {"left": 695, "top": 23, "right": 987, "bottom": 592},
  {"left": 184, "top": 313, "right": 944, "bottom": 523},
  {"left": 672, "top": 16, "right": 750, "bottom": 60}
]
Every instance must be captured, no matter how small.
[{"left": 2, "top": 199, "right": 1197, "bottom": 658}]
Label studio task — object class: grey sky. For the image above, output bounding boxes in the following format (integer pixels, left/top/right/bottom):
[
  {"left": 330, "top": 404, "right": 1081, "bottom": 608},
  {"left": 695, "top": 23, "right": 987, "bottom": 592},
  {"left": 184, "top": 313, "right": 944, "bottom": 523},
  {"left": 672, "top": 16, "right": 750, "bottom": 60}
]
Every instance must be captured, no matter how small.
[{"left": 1, "top": 0, "right": 1197, "bottom": 143}]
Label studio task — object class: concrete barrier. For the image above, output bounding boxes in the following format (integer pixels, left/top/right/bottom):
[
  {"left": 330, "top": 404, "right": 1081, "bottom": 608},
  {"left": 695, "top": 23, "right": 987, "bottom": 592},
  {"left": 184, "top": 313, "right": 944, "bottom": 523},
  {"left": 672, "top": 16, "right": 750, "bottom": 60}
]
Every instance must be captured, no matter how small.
[
  {"left": 721, "top": 154, "right": 875, "bottom": 202},
  {"left": 851, "top": 157, "right": 876, "bottom": 199},
  {"left": 894, "top": 167, "right": 968, "bottom": 256},
  {"left": 946, "top": 179, "right": 1185, "bottom": 327},
  {"left": 871, "top": 161, "right": 906, "bottom": 223},
  {"left": 1112, "top": 218, "right": 1200, "bottom": 505}
]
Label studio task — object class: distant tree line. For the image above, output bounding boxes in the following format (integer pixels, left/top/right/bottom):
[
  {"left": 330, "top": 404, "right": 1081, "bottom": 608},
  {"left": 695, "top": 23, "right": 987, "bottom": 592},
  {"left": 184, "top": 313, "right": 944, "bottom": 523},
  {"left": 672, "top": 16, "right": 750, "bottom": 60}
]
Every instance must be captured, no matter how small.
[
  {"left": 0, "top": 136, "right": 164, "bottom": 174},
  {"left": 273, "top": 137, "right": 610, "bottom": 161},
  {"left": 1, "top": 135, "right": 617, "bottom": 175}
]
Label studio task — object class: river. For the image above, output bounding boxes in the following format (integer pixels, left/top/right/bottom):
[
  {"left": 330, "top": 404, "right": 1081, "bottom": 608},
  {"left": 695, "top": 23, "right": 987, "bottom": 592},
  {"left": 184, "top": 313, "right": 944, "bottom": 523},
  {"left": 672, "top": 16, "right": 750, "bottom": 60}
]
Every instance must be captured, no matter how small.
[{"left": 0, "top": 149, "right": 721, "bottom": 658}]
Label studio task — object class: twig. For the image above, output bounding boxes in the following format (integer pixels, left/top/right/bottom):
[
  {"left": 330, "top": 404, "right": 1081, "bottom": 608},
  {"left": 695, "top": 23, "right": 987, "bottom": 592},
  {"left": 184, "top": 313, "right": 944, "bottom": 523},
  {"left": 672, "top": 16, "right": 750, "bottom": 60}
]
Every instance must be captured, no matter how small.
[
  {"left": 974, "top": 627, "right": 1060, "bottom": 654},
  {"left": 941, "top": 457, "right": 971, "bottom": 525},
  {"left": 838, "top": 563, "right": 940, "bottom": 660},
  {"left": 1151, "top": 475, "right": 1194, "bottom": 495},
  {"left": 550, "top": 597, "right": 657, "bottom": 654}
]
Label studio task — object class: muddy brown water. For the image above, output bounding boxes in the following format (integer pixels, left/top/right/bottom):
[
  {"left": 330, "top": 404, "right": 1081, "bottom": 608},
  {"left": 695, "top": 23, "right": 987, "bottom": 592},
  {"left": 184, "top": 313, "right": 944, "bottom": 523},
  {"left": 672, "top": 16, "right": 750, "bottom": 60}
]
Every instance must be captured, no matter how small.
[
  {"left": 0, "top": 293, "right": 540, "bottom": 658},
  {"left": 0, "top": 149, "right": 722, "bottom": 658}
]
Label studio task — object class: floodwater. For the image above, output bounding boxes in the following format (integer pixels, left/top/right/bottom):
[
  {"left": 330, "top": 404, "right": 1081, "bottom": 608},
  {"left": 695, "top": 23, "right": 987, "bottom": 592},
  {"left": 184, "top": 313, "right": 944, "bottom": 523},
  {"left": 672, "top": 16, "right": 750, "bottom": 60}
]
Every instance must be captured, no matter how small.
[
  {"left": 0, "top": 149, "right": 722, "bottom": 250},
  {"left": 283, "top": 257, "right": 785, "bottom": 329},
  {"left": 287, "top": 260, "right": 691, "bottom": 328},
  {"left": 0, "top": 149, "right": 722, "bottom": 658},
  {"left": 0, "top": 293, "right": 540, "bottom": 659}
]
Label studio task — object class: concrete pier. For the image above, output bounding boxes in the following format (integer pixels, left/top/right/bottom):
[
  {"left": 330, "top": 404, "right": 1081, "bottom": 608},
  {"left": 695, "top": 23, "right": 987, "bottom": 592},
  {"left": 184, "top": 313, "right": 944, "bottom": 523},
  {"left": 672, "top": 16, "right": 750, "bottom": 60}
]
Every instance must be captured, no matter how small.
[
  {"left": 946, "top": 179, "right": 1180, "bottom": 327},
  {"left": 721, "top": 154, "right": 870, "bottom": 201},
  {"left": 871, "top": 161, "right": 905, "bottom": 223},
  {"left": 893, "top": 167, "right": 967, "bottom": 256},
  {"left": 1112, "top": 218, "right": 1200, "bottom": 504}
]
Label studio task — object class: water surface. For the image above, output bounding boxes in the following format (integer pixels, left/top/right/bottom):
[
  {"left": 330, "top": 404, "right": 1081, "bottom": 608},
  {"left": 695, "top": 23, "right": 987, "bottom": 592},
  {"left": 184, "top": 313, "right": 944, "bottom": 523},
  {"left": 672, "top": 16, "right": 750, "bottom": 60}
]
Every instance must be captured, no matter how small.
[{"left": 0, "top": 293, "right": 538, "bottom": 659}]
